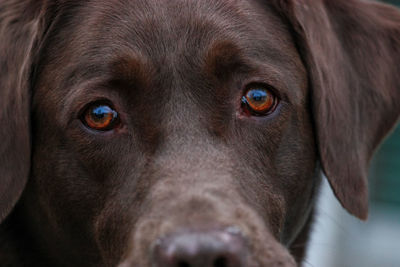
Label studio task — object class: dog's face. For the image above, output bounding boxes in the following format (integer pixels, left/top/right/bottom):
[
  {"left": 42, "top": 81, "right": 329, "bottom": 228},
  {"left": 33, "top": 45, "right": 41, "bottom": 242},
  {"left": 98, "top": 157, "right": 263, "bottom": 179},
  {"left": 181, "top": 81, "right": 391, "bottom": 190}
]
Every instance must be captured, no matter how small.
[
  {"left": 28, "top": 1, "right": 314, "bottom": 265},
  {"left": 1, "top": 0, "right": 399, "bottom": 267}
]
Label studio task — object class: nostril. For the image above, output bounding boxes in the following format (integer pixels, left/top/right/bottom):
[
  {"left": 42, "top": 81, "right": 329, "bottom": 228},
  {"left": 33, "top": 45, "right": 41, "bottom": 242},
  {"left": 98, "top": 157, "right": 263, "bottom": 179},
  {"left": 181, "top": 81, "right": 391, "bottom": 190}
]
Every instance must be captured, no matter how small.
[
  {"left": 178, "top": 261, "right": 190, "bottom": 267},
  {"left": 213, "top": 256, "right": 227, "bottom": 267},
  {"left": 175, "top": 256, "right": 229, "bottom": 267}
]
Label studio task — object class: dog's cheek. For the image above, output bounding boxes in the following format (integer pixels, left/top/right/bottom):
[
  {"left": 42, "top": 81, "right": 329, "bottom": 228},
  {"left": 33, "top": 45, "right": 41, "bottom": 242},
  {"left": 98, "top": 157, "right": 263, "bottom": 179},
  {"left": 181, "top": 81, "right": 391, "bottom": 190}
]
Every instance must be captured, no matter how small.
[
  {"left": 231, "top": 105, "right": 317, "bottom": 242},
  {"left": 229, "top": 106, "right": 289, "bottom": 232},
  {"left": 23, "top": 148, "right": 107, "bottom": 264},
  {"left": 24, "top": 120, "right": 124, "bottom": 264},
  {"left": 28, "top": 99, "right": 154, "bottom": 264},
  {"left": 272, "top": 108, "right": 318, "bottom": 244}
]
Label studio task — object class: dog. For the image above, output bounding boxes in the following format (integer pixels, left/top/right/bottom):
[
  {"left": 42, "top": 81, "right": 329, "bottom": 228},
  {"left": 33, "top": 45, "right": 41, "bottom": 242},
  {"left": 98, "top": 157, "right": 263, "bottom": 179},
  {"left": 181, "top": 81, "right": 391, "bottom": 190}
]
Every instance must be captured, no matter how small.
[{"left": 1, "top": 0, "right": 399, "bottom": 266}]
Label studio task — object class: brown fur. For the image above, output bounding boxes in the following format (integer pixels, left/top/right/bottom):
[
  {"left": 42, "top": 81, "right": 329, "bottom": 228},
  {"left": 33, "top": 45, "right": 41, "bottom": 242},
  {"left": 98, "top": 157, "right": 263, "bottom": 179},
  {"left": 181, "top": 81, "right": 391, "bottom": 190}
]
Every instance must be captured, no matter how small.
[{"left": 0, "top": 0, "right": 399, "bottom": 266}]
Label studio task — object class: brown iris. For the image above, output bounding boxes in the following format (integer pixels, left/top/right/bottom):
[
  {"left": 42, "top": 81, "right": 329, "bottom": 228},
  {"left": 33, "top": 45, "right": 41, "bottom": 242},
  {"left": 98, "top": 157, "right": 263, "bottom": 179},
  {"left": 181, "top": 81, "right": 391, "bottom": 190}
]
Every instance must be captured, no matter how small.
[
  {"left": 83, "top": 104, "right": 119, "bottom": 131},
  {"left": 242, "top": 86, "right": 277, "bottom": 116}
]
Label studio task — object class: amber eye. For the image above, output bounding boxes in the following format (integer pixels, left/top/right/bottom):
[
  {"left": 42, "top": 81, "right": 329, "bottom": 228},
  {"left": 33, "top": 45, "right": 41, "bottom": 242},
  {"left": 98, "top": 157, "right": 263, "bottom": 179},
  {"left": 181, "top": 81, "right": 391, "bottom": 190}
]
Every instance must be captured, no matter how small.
[
  {"left": 82, "top": 103, "right": 119, "bottom": 131},
  {"left": 241, "top": 85, "right": 278, "bottom": 116}
]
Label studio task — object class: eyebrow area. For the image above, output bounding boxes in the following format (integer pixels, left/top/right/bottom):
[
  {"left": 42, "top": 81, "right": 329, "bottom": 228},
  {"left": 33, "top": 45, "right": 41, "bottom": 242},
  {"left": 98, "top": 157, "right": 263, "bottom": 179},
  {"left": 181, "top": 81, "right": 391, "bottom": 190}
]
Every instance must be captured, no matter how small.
[{"left": 204, "top": 40, "right": 251, "bottom": 80}]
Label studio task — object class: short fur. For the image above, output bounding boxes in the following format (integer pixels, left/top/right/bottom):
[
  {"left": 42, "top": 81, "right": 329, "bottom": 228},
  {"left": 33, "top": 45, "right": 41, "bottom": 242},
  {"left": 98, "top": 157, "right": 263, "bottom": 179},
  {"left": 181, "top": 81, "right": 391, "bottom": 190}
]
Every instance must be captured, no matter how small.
[{"left": 0, "top": 0, "right": 399, "bottom": 266}]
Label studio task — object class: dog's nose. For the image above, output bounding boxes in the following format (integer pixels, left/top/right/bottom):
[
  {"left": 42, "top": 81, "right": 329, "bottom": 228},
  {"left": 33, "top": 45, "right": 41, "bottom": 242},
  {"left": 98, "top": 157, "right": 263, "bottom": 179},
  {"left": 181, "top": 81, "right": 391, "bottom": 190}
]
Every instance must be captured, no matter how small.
[{"left": 151, "top": 228, "right": 247, "bottom": 267}]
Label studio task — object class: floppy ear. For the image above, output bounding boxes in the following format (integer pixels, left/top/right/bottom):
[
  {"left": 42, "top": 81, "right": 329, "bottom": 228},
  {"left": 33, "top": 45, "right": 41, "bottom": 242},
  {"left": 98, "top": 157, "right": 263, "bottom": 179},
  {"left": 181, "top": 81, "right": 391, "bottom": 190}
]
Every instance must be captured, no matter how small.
[
  {"left": 273, "top": 0, "right": 400, "bottom": 220},
  {"left": 0, "top": 1, "right": 46, "bottom": 222}
]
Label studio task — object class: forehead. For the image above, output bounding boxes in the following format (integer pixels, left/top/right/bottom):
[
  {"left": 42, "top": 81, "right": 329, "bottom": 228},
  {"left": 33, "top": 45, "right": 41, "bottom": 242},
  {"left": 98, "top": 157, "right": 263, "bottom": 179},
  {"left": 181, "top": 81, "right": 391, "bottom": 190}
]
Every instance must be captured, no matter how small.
[
  {"left": 71, "top": 0, "right": 292, "bottom": 53},
  {"left": 38, "top": 0, "right": 305, "bottom": 102}
]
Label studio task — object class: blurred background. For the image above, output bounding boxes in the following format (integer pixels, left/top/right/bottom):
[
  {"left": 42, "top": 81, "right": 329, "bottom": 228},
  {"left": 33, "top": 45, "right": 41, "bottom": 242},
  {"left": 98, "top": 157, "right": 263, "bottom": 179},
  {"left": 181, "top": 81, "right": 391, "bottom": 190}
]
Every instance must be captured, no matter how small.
[
  {"left": 306, "top": 2, "right": 400, "bottom": 266},
  {"left": 306, "top": 124, "right": 400, "bottom": 266}
]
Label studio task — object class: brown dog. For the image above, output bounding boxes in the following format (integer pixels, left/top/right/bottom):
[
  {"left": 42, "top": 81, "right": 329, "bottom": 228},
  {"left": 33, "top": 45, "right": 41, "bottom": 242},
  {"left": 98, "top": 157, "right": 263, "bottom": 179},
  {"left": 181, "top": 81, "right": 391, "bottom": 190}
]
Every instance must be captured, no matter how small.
[{"left": 1, "top": 0, "right": 399, "bottom": 266}]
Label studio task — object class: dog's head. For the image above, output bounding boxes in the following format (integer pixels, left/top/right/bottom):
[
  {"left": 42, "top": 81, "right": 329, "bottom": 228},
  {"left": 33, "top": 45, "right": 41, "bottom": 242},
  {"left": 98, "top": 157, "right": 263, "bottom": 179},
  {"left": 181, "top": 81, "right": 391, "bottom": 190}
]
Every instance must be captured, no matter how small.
[{"left": 1, "top": 0, "right": 399, "bottom": 266}]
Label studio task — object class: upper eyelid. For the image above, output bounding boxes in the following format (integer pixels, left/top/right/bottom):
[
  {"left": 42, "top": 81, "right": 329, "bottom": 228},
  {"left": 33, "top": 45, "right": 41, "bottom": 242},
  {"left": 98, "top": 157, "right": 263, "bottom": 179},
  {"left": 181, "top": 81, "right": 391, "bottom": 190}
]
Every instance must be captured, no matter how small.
[{"left": 237, "top": 60, "right": 290, "bottom": 93}]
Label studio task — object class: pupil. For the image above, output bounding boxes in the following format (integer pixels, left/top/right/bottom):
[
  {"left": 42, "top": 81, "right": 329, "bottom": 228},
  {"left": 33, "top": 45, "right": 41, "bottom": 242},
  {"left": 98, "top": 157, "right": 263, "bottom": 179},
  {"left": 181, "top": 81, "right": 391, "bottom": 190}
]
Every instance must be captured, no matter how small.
[{"left": 250, "top": 90, "right": 267, "bottom": 102}]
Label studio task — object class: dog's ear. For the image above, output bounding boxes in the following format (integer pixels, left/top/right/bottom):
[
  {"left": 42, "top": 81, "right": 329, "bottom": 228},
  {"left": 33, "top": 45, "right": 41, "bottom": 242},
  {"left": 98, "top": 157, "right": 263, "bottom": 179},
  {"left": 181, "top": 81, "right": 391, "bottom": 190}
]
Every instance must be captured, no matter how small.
[
  {"left": 0, "top": 1, "right": 46, "bottom": 222},
  {"left": 273, "top": 0, "right": 400, "bottom": 220}
]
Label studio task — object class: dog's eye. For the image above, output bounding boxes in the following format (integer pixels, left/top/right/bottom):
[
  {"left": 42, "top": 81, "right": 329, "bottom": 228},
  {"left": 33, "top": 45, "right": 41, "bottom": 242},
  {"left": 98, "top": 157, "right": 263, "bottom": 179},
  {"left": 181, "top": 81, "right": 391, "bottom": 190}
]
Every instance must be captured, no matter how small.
[
  {"left": 82, "top": 103, "right": 120, "bottom": 131},
  {"left": 241, "top": 85, "right": 278, "bottom": 116}
]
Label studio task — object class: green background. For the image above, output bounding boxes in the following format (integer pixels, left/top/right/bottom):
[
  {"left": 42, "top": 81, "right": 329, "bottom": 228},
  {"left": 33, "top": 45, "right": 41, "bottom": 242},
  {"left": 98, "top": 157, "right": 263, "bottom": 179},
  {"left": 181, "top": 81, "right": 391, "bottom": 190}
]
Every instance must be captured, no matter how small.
[{"left": 371, "top": 0, "right": 400, "bottom": 209}]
